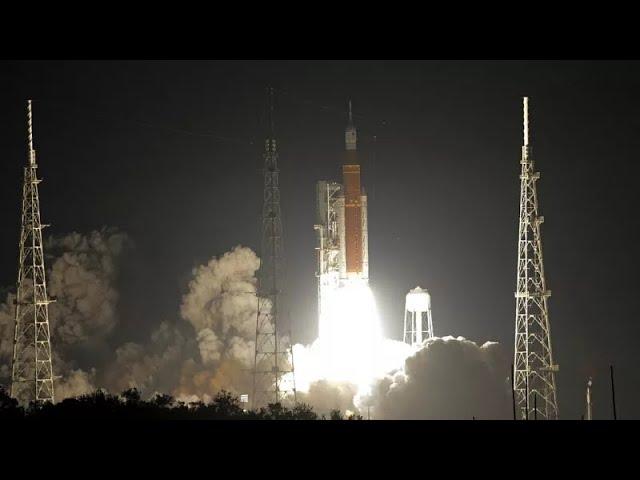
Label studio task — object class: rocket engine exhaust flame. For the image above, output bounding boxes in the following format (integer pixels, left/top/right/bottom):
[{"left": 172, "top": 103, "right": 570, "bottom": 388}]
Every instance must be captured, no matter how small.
[
  {"left": 292, "top": 279, "right": 413, "bottom": 411},
  {"left": 320, "top": 280, "right": 381, "bottom": 389}
]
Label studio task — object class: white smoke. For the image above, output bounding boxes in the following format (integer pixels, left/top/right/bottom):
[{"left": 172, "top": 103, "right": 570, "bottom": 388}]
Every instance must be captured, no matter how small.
[
  {"left": 55, "top": 369, "right": 96, "bottom": 401},
  {"left": 363, "top": 336, "right": 511, "bottom": 419},
  {"left": 100, "top": 246, "right": 265, "bottom": 401},
  {"left": 0, "top": 229, "right": 129, "bottom": 401},
  {"left": 2, "top": 233, "right": 511, "bottom": 418},
  {"left": 173, "top": 246, "right": 263, "bottom": 398},
  {"left": 295, "top": 379, "right": 359, "bottom": 416},
  {"left": 290, "top": 313, "right": 413, "bottom": 414},
  {"left": 46, "top": 229, "right": 130, "bottom": 345},
  {"left": 180, "top": 246, "right": 259, "bottom": 332},
  {"left": 0, "top": 292, "right": 16, "bottom": 360},
  {"left": 1, "top": 236, "right": 268, "bottom": 403},
  {"left": 102, "top": 321, "right": 188, "bottom": 395},
  {"left": 197, "top": 328, "right": 223, "bottom": 364}
]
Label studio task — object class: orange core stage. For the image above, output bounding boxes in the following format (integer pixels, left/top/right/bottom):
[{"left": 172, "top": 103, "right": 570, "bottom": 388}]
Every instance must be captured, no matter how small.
[{"left": 343, "top": 163, "right": 363, "bottom": 274}]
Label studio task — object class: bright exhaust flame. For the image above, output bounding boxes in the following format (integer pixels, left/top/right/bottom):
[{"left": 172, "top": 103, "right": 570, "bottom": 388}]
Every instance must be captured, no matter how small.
[
  {"left": 321, "top": 280, "right": 382, "bottom": 388},
  {"left": 291, "top": 280, "right": 412, "bottom": 403}
]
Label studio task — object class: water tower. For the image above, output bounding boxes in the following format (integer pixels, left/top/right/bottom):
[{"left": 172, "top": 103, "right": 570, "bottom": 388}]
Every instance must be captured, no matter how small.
[{"left": 403, "top": 286, "right": 434, "bottom": 347}]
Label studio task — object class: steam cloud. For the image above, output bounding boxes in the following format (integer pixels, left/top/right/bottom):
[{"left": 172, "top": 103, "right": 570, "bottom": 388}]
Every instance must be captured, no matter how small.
[
  {"left": 179, "top": 246, "right": 259, "bottom": 370},
  {"left": 364, "top": 336, "right": 511, "bottom": 419},
  {"left": 1, "top": 230, "right": 510, "bottom": 418},
  {"left": 0, "top": 229, "right": 130, "bottom": 400},
  {"left": 296, "top": 380, "right": 359, "bottom": 416},
  {"left": 47, "top": 230, "right": 129, "bottom": 346}
]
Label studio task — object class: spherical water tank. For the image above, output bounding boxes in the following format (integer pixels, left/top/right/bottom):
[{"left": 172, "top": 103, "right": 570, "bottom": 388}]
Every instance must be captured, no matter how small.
[{"left": 405, "top": 286, "right": 431, "bottom": 313}]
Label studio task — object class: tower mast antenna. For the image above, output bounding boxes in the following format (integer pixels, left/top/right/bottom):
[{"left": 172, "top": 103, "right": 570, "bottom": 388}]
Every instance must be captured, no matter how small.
[
  {"left": 252, "top": 87, "right": 296, "bottom": 409},
  {"left": 513, "top": 97, "right": 559, "bottom": 420},
  {"left": 268, "top": 86, "right": 275, "bottom": 139},
  {"left": 10, "top": 100, "right": 56, "bottom": 404},
  {"left": 27, "top": 100, "right": 35, "bottom": 161},
  {"left": 523, "top": 96, "right": 529, "bottom": 147},
  {"left": 586, "top": 377, "right": 593, "bottom": 420}
]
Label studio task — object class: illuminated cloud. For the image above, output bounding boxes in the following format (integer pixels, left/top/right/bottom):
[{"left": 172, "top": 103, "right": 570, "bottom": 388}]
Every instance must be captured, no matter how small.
[{"left": 364, "top": 336, "right": 511, "bottom": 419}]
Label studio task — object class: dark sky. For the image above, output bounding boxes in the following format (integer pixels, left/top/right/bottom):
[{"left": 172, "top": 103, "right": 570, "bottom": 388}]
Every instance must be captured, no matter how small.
[{"left": 1, "top": 60, "right": 638, "bottom": 419}]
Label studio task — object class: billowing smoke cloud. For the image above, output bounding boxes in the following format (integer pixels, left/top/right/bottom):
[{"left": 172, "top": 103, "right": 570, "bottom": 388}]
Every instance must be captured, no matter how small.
[
  {"left": 197, "top": 328, "right": 223, "bottom": 364},
  {"left": 102, "top": 321, "right": 189, "bottom": 395},
  {"left": 174, "top": 246, "right": 262, "bottom": 398},
  {"left": 46, "top": 229, "right": 130, "bottom": 346},
  {"left": 296, "top": 380, "right": 359, "bottom": 416},
  {"left": 55, "top": 369, "right": 96, "bottom": 400},
  {"left": 0, "top": 229, "right": 129, "bottom": 401},
  {"left": 180, "top": 245, "right": 259, "bottom": 361},
  {"left": 0, "top": 235, "right": 265, "bottom": 404},
  {"left": 2, "top": 232, "right": 511, "bottom": 418},
  {"left": 0, "top": 292, "right": 16, "bottom": 361},
  {"left": 99, "top": 246, "right": 263, "bottom": 401},
  {"left": 364, "top": 336, "right": 511, "bottom": 419}
]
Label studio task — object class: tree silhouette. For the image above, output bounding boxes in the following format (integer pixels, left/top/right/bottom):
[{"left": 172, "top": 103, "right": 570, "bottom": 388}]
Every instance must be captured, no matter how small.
[
  {"left": 121, "top": 388, "right": 142, "bottom": 404},
  {"left": 291, "top": 403, "right": 318, "bottom": 420},
  {"left": 0, "top": 386, "right": 23, "bottom": 420},
  {"left": 150, "top": 393, "right": 174, "bottom": 408},
  {"left": 330, "top": 409, "right": 344, "bottom": 420},
  {"left": 0, "top": 387, "right": 356, "bottom": 420}
]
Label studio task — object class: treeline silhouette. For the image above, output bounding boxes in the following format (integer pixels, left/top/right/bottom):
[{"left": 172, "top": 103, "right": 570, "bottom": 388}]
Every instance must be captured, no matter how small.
[{"left": 0, "top": 386, "right": 362, "bottom": 420}]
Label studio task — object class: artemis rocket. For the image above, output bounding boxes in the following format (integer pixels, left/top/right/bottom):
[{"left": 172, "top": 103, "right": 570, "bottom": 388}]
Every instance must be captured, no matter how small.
[
  {"left": 315, "top": 101, "right": 369, "bottom": 336},
  {"left": 342, "top": 101, "right": 366, "bottom": 277}
]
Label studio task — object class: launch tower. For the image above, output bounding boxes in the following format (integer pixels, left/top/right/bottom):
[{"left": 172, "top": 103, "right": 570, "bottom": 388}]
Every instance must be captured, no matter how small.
[
  {"left": 10, "top": 100, "right": 56, "bottom": 404},
  {"left": 253, "top": 88, "right": 296, "bottom": 408},
  {"left": 513, "top": 97, "right": 559, "bottom": 420}
]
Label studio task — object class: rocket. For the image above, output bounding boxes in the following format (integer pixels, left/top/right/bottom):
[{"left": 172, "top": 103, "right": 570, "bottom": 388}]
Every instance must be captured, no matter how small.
[
  {"left": 314, "top": 100, "right": 369, "bottom": 339},
  {"left": 342, "top": 100, "right": 364, "bottom": 276}
]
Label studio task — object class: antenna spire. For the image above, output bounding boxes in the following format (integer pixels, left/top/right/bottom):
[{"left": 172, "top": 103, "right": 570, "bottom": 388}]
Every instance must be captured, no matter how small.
[
  {"left": 586, "top": 377, "right": 593, "bottom": 420},
  {"left": 27, "top": 100, "right": 35, "bottom": 164},
  {"left": 348, "top": 99, "right": 353, "bottom": 124},
  {"left": 523, "top": 96, "right": 529, "bottom": 147},
  {"left": 268, "top": 87, "right": 275, "bottom": 139}
]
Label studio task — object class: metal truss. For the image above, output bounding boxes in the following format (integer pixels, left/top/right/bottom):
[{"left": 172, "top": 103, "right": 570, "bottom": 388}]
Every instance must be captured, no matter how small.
[
  {"left": 252, "top": 88, "right": 296, "bottom": 409},
  {"left": 513, "top": 97, "right": 558, "bottom": 420},
  {"left": 11, "top": 100, "right": 55, "bottom": 404}
]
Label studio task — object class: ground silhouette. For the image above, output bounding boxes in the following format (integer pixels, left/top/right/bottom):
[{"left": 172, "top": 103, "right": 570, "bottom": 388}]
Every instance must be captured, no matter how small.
[{"left": 0, "top": 386, "right": 363, "bottom": 420}]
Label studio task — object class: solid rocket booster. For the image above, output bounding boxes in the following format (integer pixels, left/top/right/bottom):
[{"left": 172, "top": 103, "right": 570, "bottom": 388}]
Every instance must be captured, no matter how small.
[{"left": 343, "top": 101, "right": 363, "bottom": 275}]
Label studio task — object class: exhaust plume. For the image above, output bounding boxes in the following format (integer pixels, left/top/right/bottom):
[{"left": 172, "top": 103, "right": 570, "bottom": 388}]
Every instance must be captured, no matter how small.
[{"left": 363, "top": 336, "right": 511, "bottom": 419}]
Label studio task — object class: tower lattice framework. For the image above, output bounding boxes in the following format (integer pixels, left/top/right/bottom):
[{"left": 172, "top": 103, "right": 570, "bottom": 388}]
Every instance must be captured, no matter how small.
[
  {"left": 513, "top": 97, "right": 558, "bottom": 420},
  {"left": 10, "top": 100, "right": 56, "bottom": 404},
  {"left": 253, "top": 88, "right": 296, "bottom": 409}
]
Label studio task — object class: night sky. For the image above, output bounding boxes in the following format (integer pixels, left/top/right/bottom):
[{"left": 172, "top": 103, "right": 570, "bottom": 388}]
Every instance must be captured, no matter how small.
[{"left": 1, "top": 60, "right": 638, "bottom": 419}]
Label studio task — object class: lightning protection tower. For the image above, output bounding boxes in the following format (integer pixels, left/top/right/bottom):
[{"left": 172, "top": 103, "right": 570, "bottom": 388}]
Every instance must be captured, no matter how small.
[
  {"left": 513, "top": 97, "right": 559, "bottom": 420},
  {"left": 10, "top": 100, "right": 56, "bottom": 404},
  {"left": 403, "top": 286, "right": 434, "bottom": 347},
  {"left": 253, "top": 88, "right": 296, "bottom": 409}
]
